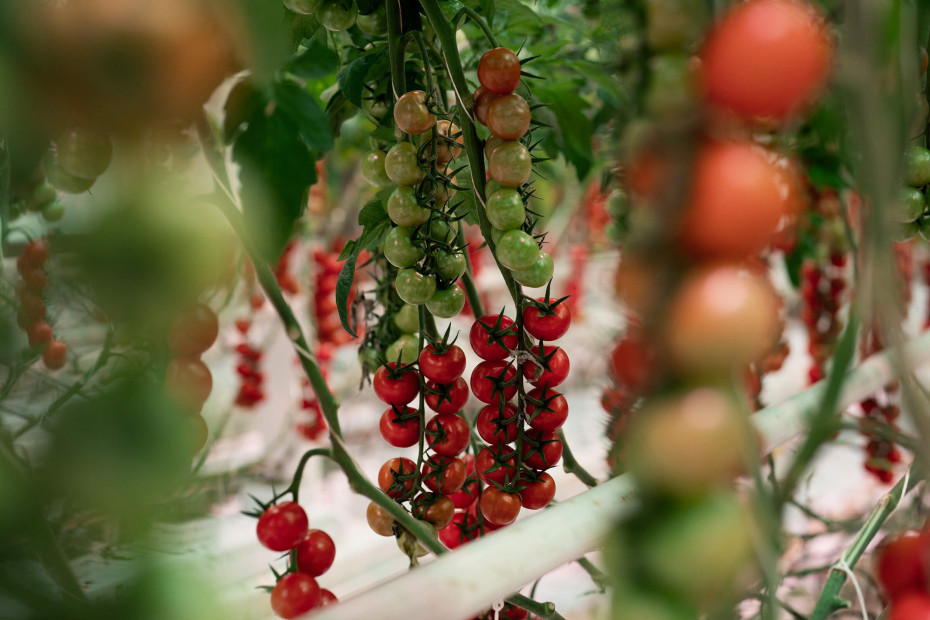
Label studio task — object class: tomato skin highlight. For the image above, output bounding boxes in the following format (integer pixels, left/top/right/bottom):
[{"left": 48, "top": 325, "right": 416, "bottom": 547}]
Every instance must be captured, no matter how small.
[
  {"left": 270, "top": 573, "right": 322, "bottom": 619},
  {"left": 256, "top": 502, "right": 309, "bottom": 552}
]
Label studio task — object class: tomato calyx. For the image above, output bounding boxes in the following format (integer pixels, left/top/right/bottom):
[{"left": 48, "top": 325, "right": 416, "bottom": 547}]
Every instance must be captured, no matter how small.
[
  {"left": 378, "top": 359, "right": 418, "bottom": 380},
  {"left": 523, "top": 289, "right": 571, "bottom": 318},
  {"left": 423, "top": 323, "right": 460, "bottom": 355}
]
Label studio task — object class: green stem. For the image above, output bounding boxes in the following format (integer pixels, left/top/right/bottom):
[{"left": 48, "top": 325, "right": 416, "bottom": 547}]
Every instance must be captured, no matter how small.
[
  {"left": 810, "top": 470, "right": 919, "bottom": 619},
  {"left": 462, "top": 271, "right": 485, "bottom": 318},
  {"left": 556, "top": 428, "right": 598, "bottom": 487},
  {"left": 459, "top": 6, "right": 499, "bottom": 47},
  {"left": 0, "top": 136, "right": 9, "bottom": 256},
  {"left": 576, "top": 557, "right": 609, "bottom": 591},
  {"left": 385, "top": 0, "right": 406, "bottom": 100},
  {"left": 283, "top": 448, "right": 336, "bottom": 504}
]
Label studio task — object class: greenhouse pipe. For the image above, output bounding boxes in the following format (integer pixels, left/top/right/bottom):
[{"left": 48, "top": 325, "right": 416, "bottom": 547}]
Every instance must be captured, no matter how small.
[{"left": 305, "top": 330, "right": 930, "bottom": 620}]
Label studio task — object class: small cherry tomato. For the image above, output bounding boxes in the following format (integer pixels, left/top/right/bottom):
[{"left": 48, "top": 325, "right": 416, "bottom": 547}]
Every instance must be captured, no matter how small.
[
  {"left": 270, "top": 573, "right": 321, "bottom": 619},
  {"left": 478, "top": 48, "right": 522, "bottom": 94},
  {"left": 419, "top": 344, "right": 466, "bottom": 384},
  {"left": 426, "top": 413, "right": 471, "bottom": 457},
  {"left": 366, "top": 501, "right": 395, "bottom": 537},
  {"left": 521, "top": 428, "right": 563, "bottom": 470},
  {"left": 295, "top": 529, "right": 336, "bottom": 577},
  {"left": 424, "top": 377, "right": 469, "bottom": 414},
  {"left": 525, "top": 386, "right": 569, "bottom": 431},
  {"left": 168, "top": 303, "right": 218, "bottom": 357},
  {"left": 487, "top": 93, "right": 531, "bottom": 141},
  {"left": 522, "top": 344, "right": 570, "bottom": 389},
  {"left": 378, "top": 457, "right": 417, "bottom": 499},
  {"left": 421, "top": 455, "right": 467, "bottom": 495},
  {"left": 394, "top": 90, "right": 436, "bottom": 135},
  {"left": 875, "top": 530, "right": 930, "bottom": 600},
  {"left": 476, "top": 402, "right": 519, "bottom": 446},
  {"left": 164, "top": 356, "right": 213, "bottom": 411},
  {"left": 519, "top": 472, "right": 556, "bottom": 510},
  {"left": 469, "top": 314, "right": 518, "bottom": 360},
  {"left": 42, "top": 340, "right": 68, "bottom": 370},
  {"left": 378, "top": 406, "right": 421, "bottom": 448},
  {"left": 489, "top": 141, "right": 532, "bottom": 188},
  {"left": 372, "top": 363, "right": 420, "bottom": 407},
  {"left": 475, "top": 446, "right": 518, "bottom": 486},
  {"left": 470, "top": 360, "right": 518, "bottom": 404},
  {"left": 523, "top": 298, "right": 571, "bottom": 340},
  {"left": 480, "top": 487, "right": 521, "bottom": 526},
  {"left": 474, "top": 86, "right": 500, "bottom": 126},
  {"left": 257, "top": 501, "right": 309, "bottom": 552}
]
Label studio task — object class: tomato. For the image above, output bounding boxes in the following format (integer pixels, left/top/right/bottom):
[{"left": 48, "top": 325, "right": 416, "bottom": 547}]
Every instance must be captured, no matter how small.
[
  {"left": 319, "top": 0, "right": 357, "bottom": 31},
  {"left": 385, "top": 334, "right": 417, "bottom": 364},
  {"left": 678, "top": 141, "right": 793, "bottom": 259},
  {"left": 478, "top": 48, "right": 522, "bottom": 95},
  {"left": 384, "top": 142, "right": 424, "bottom": 186},
  {"left": 43, "top": 340, "right": 68, "bottom": 370},
  {"left": 664, "top": 265, "right": 778, "bottom": 375},
  {"left": 476, "top": 446, "right": 518, "bottom": 486},
  {"left": 320, "top": 589, "right": 338, "bottom": 607},
  {"left": 485, "top": 135, "right": 505, "bottom": 162},
  {"left": 474, "top": 86, "right": 501, "bottom": 126},
  {"left": 22, "top": 239, "right": 50, "bottom": 267},
  {"left": 168, "top": 303, "right": 218, "bottom": 357},
  {"left": 270, "top": 573, "right": 321, "bottom": 619},
  {"left": 383, "top": 226, "right": 424, "bottom": 268},
  {"left": 435, "top": 248, "right": 467, "bottom": 280},
  {"left": 511, "top": 250, "right": 554, "bottom": 288},
  {"left": 875, "top": 531, "right": 929, "bottom": 600},
  {"left": 395, "top": 269, "right": 437, "bottom": 305},
  {"left": 19, "top": 290, "right": 46, "bottom": 320},
  {"left": 436, "top": 120, "right": 463, "bottom": 163},
  {"left": 43, "top": 149, "right": 96, "bottom": 194},
  {"left": 414, "top": 495, "right": 455, "bottom": 529},
  {"left": 489, "top": 141, "right": 533, "bottom": 188},
  {"left": 426, "top": 413, "right": 471, "bottom": 456},
  {"left": 521, "top": 429, "right": 562, "bottom": 470},
  {"left": 469, "top": 314, "right": 518, "bottom": 360},
  {"left": 470, "top": 360, "right": 518, "bottom": 404},
  {"left": 379, "top": 406, "right": 421, "bottom": 448},
  {"left": 480, "top": 487, "right": 521, "bottom": 526},
  {"left": 523, "top": 298, "right": 571, "bottom": 341},
  {"left": 393, "top": 303, "right": 420, "bottom": 333},
  {"left": 422, "top": 455, "right": 467, "bottom": 495},
  {"left": 361, "top": 150, "right": 393, "bottom": 188},
  {"left": 525, "top": 386, "right": 568, "bottom": 431},
  {"left": 476, "top": 403, "right": 519, "bottom": 446},
  {"left": 495, "top": 230, "right": 539, "bottom": 272},
  {"left": 56, "top": 128, "right": 112, "bottom": 180},
  {"left": 424, "top": 377, "right": 469, "bottom": 414},
  {"left": 626, "top": 388, "right": 748, "bottom": 497},
  {"left": 519, "top": 472, "right": 555, "bottom": 510},
  {"left": 295, "top": 529, "right": 336, "bottom": 577},
  {"left": 522, "top": 344, "right": 570, "bottom": 389},
  {"left": 906, "top": 146, "right": 930, "bottom": 187},
  {"left": 372, "top": 363, "right": 420, "bottom": 406},
  {"left": 378, "top": 457, "right": 417, "bottom": 499},
  {"left": 394, "top": 90, "right": 436, "bottom": 135},
  {"left": 609, "top": 329, "right": 655, "bottom": 392},
  {"left": 891, "top": 592, "right": 930, "bottom": 620},
  {"left": 901, "top": 188, "right": 928, "bottom": 222},
  {"left": 486, "top": 188, "right": 526, "bottom": 230},
  {"left": 21, "top": 267, "right": 48, "bottom": 293},
  {"left": 439, "top": 511, "right": 481, "bottom": 549},
  {"left": 357, "top": 9, "right": 387, "bottom": 35},
  {"left": 388, "top": 186, "right": 431, "bottom": 227},
  {"left": 284, "top": 0, "right": 324, "bottom": 15},
  {"left": 699, "top": 0, "right": 832, "bottom": 122},
  {"left": 164, "top": 357, "right": 213, "bottom": 411},
  {"left": 366, "top": 501, "right": 395, "bottom": 537},
  {"left": 426, "top": 286, "right": 465, "bottom": 319},
  {"left": 487, "top": 93, "right": 531, "bottom": 141},
  {"left": 27, "top": 320, "right": 53, "bottom": 347},
  {"left": 419, "top": 344, "right": 466, "bottom": 384},
  {"left": 256, "top": 501, "right": 309, "bottom": 552}
]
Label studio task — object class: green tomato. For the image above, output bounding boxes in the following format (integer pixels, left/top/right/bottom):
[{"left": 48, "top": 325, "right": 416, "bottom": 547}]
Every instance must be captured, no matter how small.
[
  {"left": 894, "top": 220, "right": 919, "bottom": 242},
  {"left": 385, "top": 142, "right": 423, "bottom": 186},
  {"left": 284, "top": 0, "right": 325, "bottom": 14},
  {"left": 383, "top": 226, "right": 424, "bottom": 268},
  {"left": 386, "top": 334, "right": 419, "bottom": 365},
  {"left": 358, "top": 345, "right": 380, "bottom": 369},
  {"left": 27, "top": 182, "right": 57, "bottom": 212},
  {"left": 361, "top": 150, "right": 393, "bottom": 188},
  {"left": 395, "top": 268, "right": 437, "bottom": 305},
  {"left": 906, "top": 146, "right": 930, "bottom": 186},
  {"left": 496, "top": 229, "right": 539, "bottom": 272},
  {"left": 425, "top": 218, "right": 453, "bottom": 242},
  {"left": 393, "top": 303, "right": 420, "bottom": 333},
  {"left": 356, "top": 9, "right": 387, "bottom": 35},
  {"left": 434, "top": 249, "right": 467, "bottom": 280},
  {"left": 320, "top": 0, "right": 357, "bottom": 31},
  {"left": 426, "top": 286, "right": 465, "bottom": 319},
  {"left": 41, "top": 201, "right": 66, "bottom": 223},
  {"left": 490, "top": 226, "right": 505, "bottom": 247},
  {"left": 488, "top": 140, "right": 533, "bottom": 188},
  {"left": 486, "top": 188, "right": 525, "bottom": 230},
  {"left": 43, "top": 150, "right": 96, "bottom": 194},
  {"left": 56, "top": 127, "right": 113, "bottom": 180},
  {"left": 900, "top": 187, "right": 926, "bottom": 222},
  {"left": 606, "top": 190, "right": 628, "bottom": 217},
  {"left": 511, "top": 250, "right": 553, "bottom": 288},
  {"left": 484, "top": 179, "right": 502, "bottom": 197},
  {"left": 364, "top": 99, "right": 389, "bottom": 123},
  {"left": 388, "top": 186, "right": 431, "bottom": 227}
]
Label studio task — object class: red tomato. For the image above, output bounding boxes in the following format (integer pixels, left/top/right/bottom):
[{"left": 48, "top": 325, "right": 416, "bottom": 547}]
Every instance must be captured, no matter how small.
[
  {"left": 469, "top": 314, "right": 518, "bottom": 360},
  {"left": 421, "top": 455, "right": 467, "bottom": 495},
  {"left": 477, "top": 48, "right": 521, "bottom": 94},
  {"left": 521, "top": 429, "right": 563, "bottom": 470},
  {"left": 875, "top": 531, "right": 929, "bottom": 600},
  {"left": 426, "top": 413, "right": 471, "bottom": 457},
  {"left": 168, "top": 303, "right": 218, "bottom": 357},
  {"left": 372, "top": 363, "right": 420, "bottom": 407},
  {"left": 378, "top": 457, "right": 417, "bottom": 499},
  {"left": 18, "top": 289, "right": 46, "bottom": 320},
  {"left": 27, "top": 320, "right": 53, "bottom": 347},
  {"left": 476, "top": 447, "right": 518, "bottom": 486},
  {"left": 378, "top": 406, "right": 420, "bottom": 448},
  {"left": 480, "top": 487, "right": 521, "bottom": 526},
  {"left": 42, "top": 340, "right": 67, "bottom": 370},
  {"left": 525, "top": 386, "right": 569, "bottom": 431},
  {"left": 678, "top": 141, "right": 793, "bottom": 259},
  {"left": 519, "top": 472, "right": 556, "bottom": 510},
  {"left": 487, "top": 93, "right": 531, "bottom": 141},
  {"left": 523, "top": 298, "right": 571, "bottom": 341},
  {"left": 476, "top": 403, "right": 519, "bottom": 446},
  {"left": 438, "top": 511, "right": 481, "bottom": 549},
  {"left": 393, "top": 90, "right": 435, "bottom": 135},
  {"left": 424, "top": 377, "right": 469, "bottom": 414},
  {"left": 320, "top": 589, "right": 338, "bottom": 606},
  {"left": 890, "top": 592, "right": 930, "bottom": 620},
  {"left": 413, "top": 495, "right": 455, "bottom": 529},
  {"left": 295, "top": 529, "right": 336, "bottom": 577},
  {"left": 270, "top": 573, "right": 321, "bottom": 619},
  {"left": 256, "top": 501, "right": 309, "bottom": 552},
  {"left": 521, "top": 344, "right": 570, "bottom": 389},
  {"left": 22, "top": 239, "right": 49, "bottom": 267},
  {"left": 470, "top": 360, "right": 518, "bottom": 404},
  {"left": 418, "top": 344, "right": 466, "bottom": 384},
  {"left": 699, "top": 0, "right": 833, "bottom": 122},
  {"left": 473, "top": 86, "right": 500, "bottom": 126},
  {"left": 609, "top": 329, "right": 655, "bottom": 392},
  {"left": 164, "top": 356, "right": 213, "bottom": 411}
]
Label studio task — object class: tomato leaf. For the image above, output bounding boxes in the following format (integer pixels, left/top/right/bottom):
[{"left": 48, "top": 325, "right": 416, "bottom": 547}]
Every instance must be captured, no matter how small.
[
  {"left": 338, "top": 49, "right": 388, "bottom": 108},
  {"left": 534, "top": 83, "right": 594, "bottom": 180},
  {"left": 336, "top": 251, "right": 359, "bottom": 337},
  {"left": 285, "top": 39, "right": 339, "bottom": 80},
  {"left": 274, "top": 81, "right": 334, "bottom": 151},
  {"left": 224, "top": 80, "right": 265, "bottom": 141},
  {"left": 358, "top": 196, "right": 388, "bottom": 228}
]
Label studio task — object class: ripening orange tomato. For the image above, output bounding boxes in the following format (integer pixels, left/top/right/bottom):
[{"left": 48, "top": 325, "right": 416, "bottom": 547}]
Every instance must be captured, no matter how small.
[{"left": 699, "top": 0, "right": 833, "bottom": 123}]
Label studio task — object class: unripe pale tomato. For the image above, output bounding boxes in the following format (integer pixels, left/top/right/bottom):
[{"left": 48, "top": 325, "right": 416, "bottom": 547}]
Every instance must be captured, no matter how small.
[
  {"left": 474, "top": 86, "right": 500, "bottom": 126},
  {"left": 487, "top": 93, "right": 531, "bottom": 141},
  {"left": 511, "top": 251, "right": 553, "bottom": 288},
  {"left": 388, "top": 186, "right": 431, "bottom": 227},
  {"left": 478, "top": 48, "right": 522, "bottom": 95},
  {"left": 489, "top": 141, "right": 533, "bottom": 188},
  {"left": 56, "top": 128, "right": 112, "bottom": 179},
  {"left": 436, "top": 120, "right": 463, "bottom": 163},
  {"left": 394, "top": 90, "right": 435, "bottom": 135},
  {"left": 384, "top": 142, "right": 423, "bottom": 186},
  {"left": 426, "top": 286, "right": 465, "bottom": 319}
]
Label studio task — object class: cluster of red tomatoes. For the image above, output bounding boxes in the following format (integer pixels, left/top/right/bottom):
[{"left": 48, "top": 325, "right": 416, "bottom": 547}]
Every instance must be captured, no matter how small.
[
  {"left": 875, "top": 529, "right": 930, "bottom": 619},
  {"left": 15, "top": 239, "right": 68, "bottom": 370},
  {"left": 255, "top": 500, "right": 338, "bottom": 618},
  {"left": 312, "top": 244, "right": 356, "bottom": 347},
  {"left": 163, "top": 302, "right": 217, "bottom": 453}
]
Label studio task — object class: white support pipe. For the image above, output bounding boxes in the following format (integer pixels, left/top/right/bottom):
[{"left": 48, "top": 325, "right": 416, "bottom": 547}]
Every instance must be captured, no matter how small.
[{"left": 306, "top": 331, "right": 930, "bottom": 620}]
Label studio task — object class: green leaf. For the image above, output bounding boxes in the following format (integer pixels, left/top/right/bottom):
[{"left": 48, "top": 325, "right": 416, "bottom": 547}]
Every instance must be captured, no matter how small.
[
  {"left": 338, "top": 49, "right": 388, "bottom": 108},
  {"left": 534, "top": 83, "right": 595, "bottom": 179},
  {"left": 274, "top": 81, "right": 334, "bottom": 151},
  {"left": 231, "top": 0, "right": 292, "bottom": 83},
  {"left": 336, "top": 252, "right": 359, "bottom": 337},
  {"left": 358, "top": 218, "right": 390, "bottom": 252},
  {"left": 358, "top": 197, "right": 388, "bottom": 228},
  {"left": 285, "top": 40, "right": 339, "bottom": 80},
  {"left": 223, "top": 80, "right": 265, "bottom": 141},
  {"left": 325, "top": 91, "right": 358, "bottom": 139}
]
